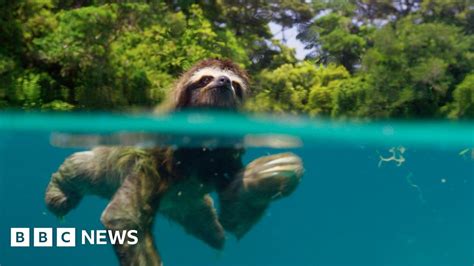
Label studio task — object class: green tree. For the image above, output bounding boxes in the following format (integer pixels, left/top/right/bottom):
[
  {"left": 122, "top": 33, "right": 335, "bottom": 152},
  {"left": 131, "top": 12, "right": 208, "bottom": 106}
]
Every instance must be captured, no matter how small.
[
  {"left": 0, "top": 0, "right": 472, "bottom": 119},
  {"left": 298, "top": 12, "right": 370, "bottom": 72},
  {"left": 362, "top": 17, "right": 473, "bottom": 117},
  {"left": 2, "top": 2, "right": 252, "bottom": 110},
  {"left": 443, "top": 73, "right": 474, "bottom": 119},
  {"left": 246, "top": 61, "right": 354, "bottom": 116}
]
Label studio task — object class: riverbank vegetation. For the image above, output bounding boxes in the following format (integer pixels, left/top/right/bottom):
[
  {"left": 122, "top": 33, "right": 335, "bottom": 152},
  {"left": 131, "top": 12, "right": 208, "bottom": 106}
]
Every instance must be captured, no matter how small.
[{"left": 1, "top": 0, "right": 472, "bottom": 119}]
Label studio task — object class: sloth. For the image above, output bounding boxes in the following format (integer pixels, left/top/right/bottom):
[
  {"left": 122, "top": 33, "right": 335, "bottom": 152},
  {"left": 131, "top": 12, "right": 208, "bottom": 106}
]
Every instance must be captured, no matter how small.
[{"left": 45, "top": 59, "right": 303, "bottom": 266}]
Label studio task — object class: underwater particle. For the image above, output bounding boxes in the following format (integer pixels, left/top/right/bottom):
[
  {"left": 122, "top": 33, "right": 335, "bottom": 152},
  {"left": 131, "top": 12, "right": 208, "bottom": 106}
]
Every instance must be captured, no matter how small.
[
  {"left": 459, "top": 148, "right": 474, "bottom": 159},
  {"left": 441, "top": 178, "right": 447, "bottom": 183},
  {"left": 177, "top": 191, "right": 182, "bottom": 197},
  {"left": 378, "top": 146, "right": 406, "bottom": 167}
]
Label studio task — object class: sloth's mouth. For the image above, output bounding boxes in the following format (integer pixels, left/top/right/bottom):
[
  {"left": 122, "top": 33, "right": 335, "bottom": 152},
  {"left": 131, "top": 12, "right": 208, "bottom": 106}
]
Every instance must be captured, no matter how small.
[
  {"left": 188, "top": 84, "right": 239, "bottom": 110},
  {"left": 206, "top": 85, "right": 234, "bottom": 94},
  {"left": 198, "top": 92, "right": 238, "bottom": 109},
  {"left": 204, "top": 86, "right": 236, "bottom": 101}
]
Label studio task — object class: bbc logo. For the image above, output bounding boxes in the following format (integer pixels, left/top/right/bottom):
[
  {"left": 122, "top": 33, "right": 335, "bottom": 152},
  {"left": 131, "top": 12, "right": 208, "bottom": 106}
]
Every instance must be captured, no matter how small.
[
  {"left": 10, "top": 227, "right": 138, "bottom": 247},
  {"left": 11, "top": 228, "right": 76, "bottom": 247}
]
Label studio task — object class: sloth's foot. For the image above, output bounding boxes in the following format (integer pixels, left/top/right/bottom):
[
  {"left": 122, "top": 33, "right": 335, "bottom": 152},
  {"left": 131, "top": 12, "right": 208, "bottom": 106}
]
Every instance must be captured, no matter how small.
[
  {"left": 219, "top": 153, "right": 303, "bottom": 238},
  {"left": 45, "top": 177, "right": 82, "bottom": 217},
  {"left": 242, "top": 152, "right": 303, "bottom": 204}
]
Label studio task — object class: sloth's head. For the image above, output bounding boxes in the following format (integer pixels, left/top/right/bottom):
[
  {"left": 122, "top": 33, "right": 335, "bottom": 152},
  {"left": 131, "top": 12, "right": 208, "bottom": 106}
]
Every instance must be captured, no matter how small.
[{"left": 170, "top": 59, "right": 249, "bottom": 110}]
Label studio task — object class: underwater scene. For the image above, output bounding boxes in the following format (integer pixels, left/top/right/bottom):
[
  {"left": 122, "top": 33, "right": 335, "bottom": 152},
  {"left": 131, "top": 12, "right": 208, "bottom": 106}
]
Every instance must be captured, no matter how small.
[{"left": 0, "top": 111, "right": 472, "bottom": 266}]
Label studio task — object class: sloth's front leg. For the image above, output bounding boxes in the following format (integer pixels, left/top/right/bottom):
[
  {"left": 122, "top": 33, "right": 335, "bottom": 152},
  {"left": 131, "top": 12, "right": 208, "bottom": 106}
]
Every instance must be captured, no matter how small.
[
  {"left": 100, "top": 160, "right": 163, "bottom": 266},
  {"left": 45, "top": 147, "right": 164, "bottom": 265},
  {"left": 219, "top": 153, "right": 303, "bottom": 238}
]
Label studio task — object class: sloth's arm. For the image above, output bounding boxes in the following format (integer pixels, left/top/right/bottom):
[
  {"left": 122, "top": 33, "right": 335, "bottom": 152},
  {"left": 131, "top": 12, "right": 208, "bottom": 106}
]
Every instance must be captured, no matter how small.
[
  {"left": 101, "top": 173, "right": 161, "bottom": 266},
  {"left": 218, "top": 153, "right": 303, "bottom": 238},
  {"left": 100, "top": 155, "right": 163, "bottom": 266},
  {"left": 46, "top": 147, "right": 165, "bottom": 265}
]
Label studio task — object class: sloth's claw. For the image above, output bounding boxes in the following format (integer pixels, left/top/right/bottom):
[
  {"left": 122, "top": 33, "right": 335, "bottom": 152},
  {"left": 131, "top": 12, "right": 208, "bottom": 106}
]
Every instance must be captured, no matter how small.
[{"left": 243, "top": 153, "right": 303, "bottom": 204}]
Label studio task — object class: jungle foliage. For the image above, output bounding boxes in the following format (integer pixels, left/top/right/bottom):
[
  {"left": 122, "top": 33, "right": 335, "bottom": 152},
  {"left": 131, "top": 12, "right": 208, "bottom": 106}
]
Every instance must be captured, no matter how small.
[{"left": 0, "top": 0, "right": 472, "bottom": 119}]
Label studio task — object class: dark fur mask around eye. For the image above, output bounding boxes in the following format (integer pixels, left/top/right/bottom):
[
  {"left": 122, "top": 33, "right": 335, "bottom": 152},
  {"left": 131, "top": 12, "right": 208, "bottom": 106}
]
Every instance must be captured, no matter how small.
[
  {"left": 232, "top": 81, "right": 243, "bottom": 99},
  {"left": 199, "top": 76, "right": 214, "bottom": 88},
  {"left": 185, "top": 76, "right": 214, "bottom": 94},
  {"left": 175, "top": 76, "right": 220, "bottom": 108}
]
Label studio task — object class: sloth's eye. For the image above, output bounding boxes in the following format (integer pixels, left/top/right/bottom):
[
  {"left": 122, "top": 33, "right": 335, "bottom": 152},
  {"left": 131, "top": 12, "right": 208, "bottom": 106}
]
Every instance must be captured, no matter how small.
[
  {"left": 232, "top": 81, "right": 243, "bottom": 99},
  {"left": 199, "top": 76, "right": 213, "bottom": 87}
]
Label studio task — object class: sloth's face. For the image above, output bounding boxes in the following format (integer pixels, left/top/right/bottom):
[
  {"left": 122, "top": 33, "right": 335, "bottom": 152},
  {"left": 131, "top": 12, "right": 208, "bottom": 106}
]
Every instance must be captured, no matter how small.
[{"left": 181, "top": 67, "right": 247, "bottom": 110}]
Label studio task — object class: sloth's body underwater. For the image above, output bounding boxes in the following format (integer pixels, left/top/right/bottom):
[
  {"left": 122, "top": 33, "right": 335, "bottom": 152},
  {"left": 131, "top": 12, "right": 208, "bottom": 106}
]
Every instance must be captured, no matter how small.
[{"left": 45, "top": 59, "right": 304, "bottom": 266}]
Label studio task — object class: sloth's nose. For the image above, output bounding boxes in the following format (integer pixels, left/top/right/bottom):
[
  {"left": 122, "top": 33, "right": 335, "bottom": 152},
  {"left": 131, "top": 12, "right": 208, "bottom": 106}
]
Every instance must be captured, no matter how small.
[{"left": 216, "top": 75, "right": 231, "bottom": 87}]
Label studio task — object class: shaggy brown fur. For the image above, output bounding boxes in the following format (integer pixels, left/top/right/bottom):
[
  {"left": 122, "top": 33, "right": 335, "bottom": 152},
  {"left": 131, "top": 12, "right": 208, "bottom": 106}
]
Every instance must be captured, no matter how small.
[{"left": 45, "top": 59, "right": 303, "bottom": 266}]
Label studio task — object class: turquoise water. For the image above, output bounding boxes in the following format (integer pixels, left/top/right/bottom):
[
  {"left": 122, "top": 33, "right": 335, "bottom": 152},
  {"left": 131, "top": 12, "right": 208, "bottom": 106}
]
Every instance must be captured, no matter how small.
[{"left": 0, "top": 111, "right": 473, "bottom": 266}]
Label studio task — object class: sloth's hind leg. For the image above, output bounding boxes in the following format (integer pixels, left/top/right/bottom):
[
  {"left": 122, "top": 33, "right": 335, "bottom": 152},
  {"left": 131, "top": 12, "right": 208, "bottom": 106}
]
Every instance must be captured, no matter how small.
[
  {"left": 45, "top": 151, "right": 94, "bottom": 217},
  {"left": 160, "top": 194, "right": 225, "bottom": 250},
  {"left": 219, "top": 152, "right": 303, "bottom": 238}
]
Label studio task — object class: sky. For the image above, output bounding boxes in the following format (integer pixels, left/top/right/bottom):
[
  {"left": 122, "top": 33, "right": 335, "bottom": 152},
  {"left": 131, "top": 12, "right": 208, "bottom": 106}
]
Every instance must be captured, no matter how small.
[{"left": 269, "top": 22, "right": 310, "bottom": 60}]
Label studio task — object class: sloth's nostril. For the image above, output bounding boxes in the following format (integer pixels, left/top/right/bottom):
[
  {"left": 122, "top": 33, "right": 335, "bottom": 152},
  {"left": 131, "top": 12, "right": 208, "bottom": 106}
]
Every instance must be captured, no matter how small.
[{"left": 217, "top": 75, "right": 231, "bottom": 86}]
